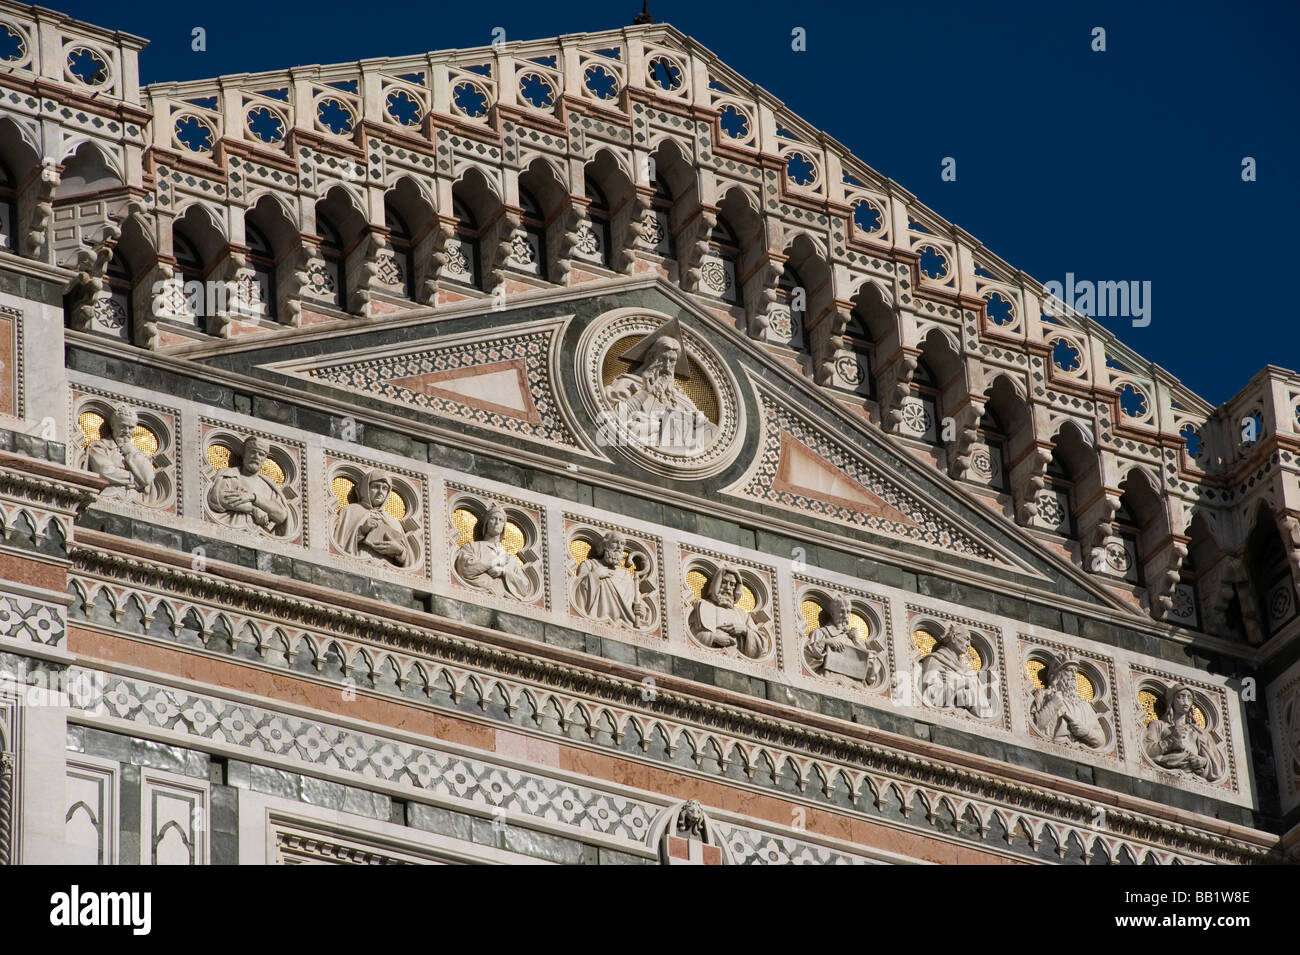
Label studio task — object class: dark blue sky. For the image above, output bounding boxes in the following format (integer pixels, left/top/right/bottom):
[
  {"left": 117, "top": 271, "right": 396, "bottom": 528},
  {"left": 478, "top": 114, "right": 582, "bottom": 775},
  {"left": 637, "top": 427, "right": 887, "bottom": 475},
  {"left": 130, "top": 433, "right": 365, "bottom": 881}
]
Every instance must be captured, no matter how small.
[{"left": 62, "top": 0, "right": 1299, "bottom": 405}]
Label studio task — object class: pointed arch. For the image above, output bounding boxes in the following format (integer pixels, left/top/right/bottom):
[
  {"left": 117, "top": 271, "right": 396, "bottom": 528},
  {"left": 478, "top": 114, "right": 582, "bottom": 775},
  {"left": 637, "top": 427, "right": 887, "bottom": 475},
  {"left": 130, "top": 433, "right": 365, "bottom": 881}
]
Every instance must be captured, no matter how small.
[
  {"left": 245, "top": 193, "right": 298, "bottom": 323},
  {"left": 701, "top": 184, "right": 761, "bottom": 310},
  {"left": 54, "top": 139, "right": 123, "bottom": 196},
  {"left": 1245, "top": 501, "right": 1295, "bottom": 637},
  {"left": 1116, "top": 467, "right": 1167, "bottom": 583},
  {"left": 645, "top": 137, "right": 697, "bottom": 260},
  {"left": 581, "top": 148, "right": 635, "bottom": 272},
  {"left": 902, "top": 326, "right": 965, "bottom": 451},
  {"left": 384, "top": 175, "right": 437, "bottom": 301},
  {"left": 68, "top": 212, "right": 154, "bottom": 343},
  {"left": 447, "top": 165, "right": 504, "bottom": 291},
  {"left": 0, "top": 117, "right": 41, "bottom": 256},
  {"left": 776, "top": 231, "right": 833, "bottom": 358},
  {"left": 978, "top": 372, "right": 1033, "bottom": 494},
  {"left": 515, "top": 156, "right": 567, "bottom": 281},
  {"left": 1041, "top": 418, "right": 1102, "bottom": 544},
  {"left": 171, "top": 202, "right": 228, "bottom": 330},
  {"left": 312, "top": 185, "right": 370, "bottom": 312}
]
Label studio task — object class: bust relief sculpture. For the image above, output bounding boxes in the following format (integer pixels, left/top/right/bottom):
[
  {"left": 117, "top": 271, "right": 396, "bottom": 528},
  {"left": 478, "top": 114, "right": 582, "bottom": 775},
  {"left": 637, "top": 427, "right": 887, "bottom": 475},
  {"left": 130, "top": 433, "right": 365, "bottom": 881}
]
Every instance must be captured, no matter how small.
[
  {"left": 331, "top": 469, "right": 413, "bottom": 567},
  {"left": 454, "top": 502, "right": 537, "bottom": 601},
  {"left": 86, "top": 402, "right": 156, "bottom": 498},
  {"left": 604, "top": 325, "right": 718, "bottom": 455},
  {"left": 206, "top": 436, "right": 291, "bottom": 536},
  {"left": 688, "top": 564, "right": 770, "bottom": 659},
  {"left": 1029, "top": 655, "right": 1105, "bottom": 748},
  {"left": 1143, "top": 684, "right": 1225, "bottom": 782},
  {"left": 580, "top": 312, "right": 743, "bottom": 480},
  {"left": 918, "top": 624, "right": 997, "bottom": 718},
  {"left": 572, "top": 530, "right": 653, "bottom": 628},
  {"left": 804, "top": 594, "right": 884, "bottom": 686}
]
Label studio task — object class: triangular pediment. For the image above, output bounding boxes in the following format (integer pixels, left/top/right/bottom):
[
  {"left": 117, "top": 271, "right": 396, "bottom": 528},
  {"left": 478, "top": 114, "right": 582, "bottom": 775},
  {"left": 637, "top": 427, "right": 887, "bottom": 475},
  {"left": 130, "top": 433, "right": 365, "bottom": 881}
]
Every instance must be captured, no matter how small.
[
  {"left": 773, "top": 432, "right": 914, "bottom": 525},
  {"left": 386, "top": 359, "right": 542, "bottom": 425},
  {"left": 254, "top": 317, "right": 596, "bottom": 454},
  {"left": 732, "top": 382, "right": 1010, "bottom": 567}
]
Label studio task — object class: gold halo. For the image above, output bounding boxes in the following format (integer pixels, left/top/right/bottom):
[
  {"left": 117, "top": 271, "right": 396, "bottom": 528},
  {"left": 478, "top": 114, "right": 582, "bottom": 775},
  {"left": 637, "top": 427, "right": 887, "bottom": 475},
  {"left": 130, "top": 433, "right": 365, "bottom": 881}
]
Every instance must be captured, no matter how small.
[
  {"left": 848, "top": 613, "right": 870, "bottom": 643},
  {"left": 260, "top": 457, "right": 286, "bottom": 486},
  {"left": 78, "top": 410, "right": 104, "bottom": 442},
  {"left": 800, "top": 598, "right": 824, "bottom": 633},
  {"left": 1139, "top": 689, "right": 1207, "bottom": 728},
  {"left": 914, "top": 628, "right": 981, "bottom": 671},
  {"left": 1027, "top": 660, "right": 1094, "bottom": 702},
  {"left": 131, "top": 426, "right": 159, "bottom": 455},
  {"left": 501, "top": 520, "right": 524, "bottom": 555},
  {"left": 798, "top": 598, "right": 870, "bottom": 644},
  {"left": 205, "top": 444, "right": 231, "bottom": 470},
  {"left": 569, "top": 535, "right": 636, "bottom": 573},
  {"left": 453, "top": 507, "right": 524, "bottom": 556},
  {"left": 687, "top": 568, "right": 755, "bottom": 611},
  {"left": 81, "top": 411, "right": 159, "bottom": 457},
  {"left": 1138, "top": 689, "right": 1159, "bottom": 725},
  {"left": 330, "top": 476, "right": 354, "bottom": 511},
  {"left": 332, "top": 476, "right": 404, "bottom": 518}
]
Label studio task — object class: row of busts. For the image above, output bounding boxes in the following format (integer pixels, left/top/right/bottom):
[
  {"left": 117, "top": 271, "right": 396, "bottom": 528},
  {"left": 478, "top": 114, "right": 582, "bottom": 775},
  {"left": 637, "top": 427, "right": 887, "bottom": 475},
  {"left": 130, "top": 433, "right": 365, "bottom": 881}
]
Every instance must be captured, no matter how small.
[{"left": 81, "top": 403, "right": 1227, "bottom": 784}]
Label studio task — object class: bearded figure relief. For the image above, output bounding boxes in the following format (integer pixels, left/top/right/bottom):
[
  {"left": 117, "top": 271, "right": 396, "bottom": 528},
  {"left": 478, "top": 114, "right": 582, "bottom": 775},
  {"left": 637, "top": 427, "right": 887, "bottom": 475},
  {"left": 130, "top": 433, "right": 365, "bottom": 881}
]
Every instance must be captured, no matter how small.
[
  {"left": 84, "top": 402, "right": 163, "bottom": 504},
  {"left": 453, "top": 502, "right": 538, "bottom": 601},
  {"left": 571, "top": 530, "right": 654, "bottom": 629},
  {"left": 918, "top": 624, "right": 998, "bottom": 719},
  {"left": 331, "top": 469, "right": 414, "bottom": 567},
  {"left": 688, "top": 564, "right": 771, "bottom": 659},
  {"left": 1029, "top": 655, "right": 1106, "bottom": 748},
  {"left": 803, "top": 594, "right": 884, "bottom": 687},
  {"left": 1142, "top": 684, "right": 1226, "bottom": 782},
  {"left": 605, "top": 324, "right": 719, "bottom": 454},
  {"left": 205, "top": 436, "right": 292, "bottom": 536}
]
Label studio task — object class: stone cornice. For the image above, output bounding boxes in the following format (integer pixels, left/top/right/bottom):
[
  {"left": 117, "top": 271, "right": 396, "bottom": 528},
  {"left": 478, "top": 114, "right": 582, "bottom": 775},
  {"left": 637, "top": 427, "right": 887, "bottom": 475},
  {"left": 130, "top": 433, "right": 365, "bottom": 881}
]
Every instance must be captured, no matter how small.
[{"left": 0, "top": 451, "right": 105, "bottom": 517}]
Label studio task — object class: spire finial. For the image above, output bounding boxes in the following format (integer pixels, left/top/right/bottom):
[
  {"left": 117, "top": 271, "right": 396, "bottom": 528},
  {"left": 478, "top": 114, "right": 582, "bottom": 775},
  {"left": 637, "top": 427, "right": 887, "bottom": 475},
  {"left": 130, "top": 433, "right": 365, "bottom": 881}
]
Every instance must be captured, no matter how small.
[{"left": 633, "top": 1, "right": 654, "bottom": 25}]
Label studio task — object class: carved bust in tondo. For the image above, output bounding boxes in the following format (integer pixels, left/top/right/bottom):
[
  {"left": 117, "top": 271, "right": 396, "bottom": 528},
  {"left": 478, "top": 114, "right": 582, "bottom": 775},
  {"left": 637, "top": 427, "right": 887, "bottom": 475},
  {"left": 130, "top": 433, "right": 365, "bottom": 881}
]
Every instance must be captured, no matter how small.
[
  {"left": 572, "top": 530, "right": 652, "bottom": 627},
  {"left": 688, "top": 564, "right": 769, "bottom": 658},
  {"left": 604, "top": 320, "right": 719, "bottom": 455},
  {"left": 918, "top": 624, "right": 997, "bottom": 718},
  {"left": 804, "top": 594, "right": 883, "bottom": 686},
  {"left": 1142, "top": 684, "right": 1224, "bottom": 781},
  {"left": 1029, "top": 655, "right": 1105, "bottom": 748}
]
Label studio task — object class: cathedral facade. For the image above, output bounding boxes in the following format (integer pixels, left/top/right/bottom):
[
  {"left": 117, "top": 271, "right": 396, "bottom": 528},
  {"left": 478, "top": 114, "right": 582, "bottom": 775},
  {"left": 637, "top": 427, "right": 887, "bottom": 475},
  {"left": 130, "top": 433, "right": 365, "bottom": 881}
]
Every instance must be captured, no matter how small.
[{"left": 0, "top": 0, "right": 1297, "bottom": 865}]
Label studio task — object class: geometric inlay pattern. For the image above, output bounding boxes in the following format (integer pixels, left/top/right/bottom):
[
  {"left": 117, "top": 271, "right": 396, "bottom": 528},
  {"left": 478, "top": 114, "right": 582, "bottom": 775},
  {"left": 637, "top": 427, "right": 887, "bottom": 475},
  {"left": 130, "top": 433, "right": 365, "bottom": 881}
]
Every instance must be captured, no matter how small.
[
  {"left": 712, "top": 821, "right": 877, "bottom": 865},
  {"left": 90, "top": 670, "right": 651, "bottom": 840},
  {"left": 79, "top": 670, "right": 882, "bottom": 864},
  {"left": 0, "top": 594, "right": 66, "bottom": 648},
  {"left": 741, "top": 389, "right": 999, "bottom": 561},
  {"left": 306, "top": 330, "right": 580, "bottom": 447}
]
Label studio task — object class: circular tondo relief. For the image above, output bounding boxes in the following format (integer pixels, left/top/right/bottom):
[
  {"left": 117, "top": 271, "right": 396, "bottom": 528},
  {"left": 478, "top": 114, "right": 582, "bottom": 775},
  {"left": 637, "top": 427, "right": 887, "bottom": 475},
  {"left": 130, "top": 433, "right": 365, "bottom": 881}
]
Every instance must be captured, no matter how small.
[{"left": 578, "top": 309, "right": 743, "bottom": 478}]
